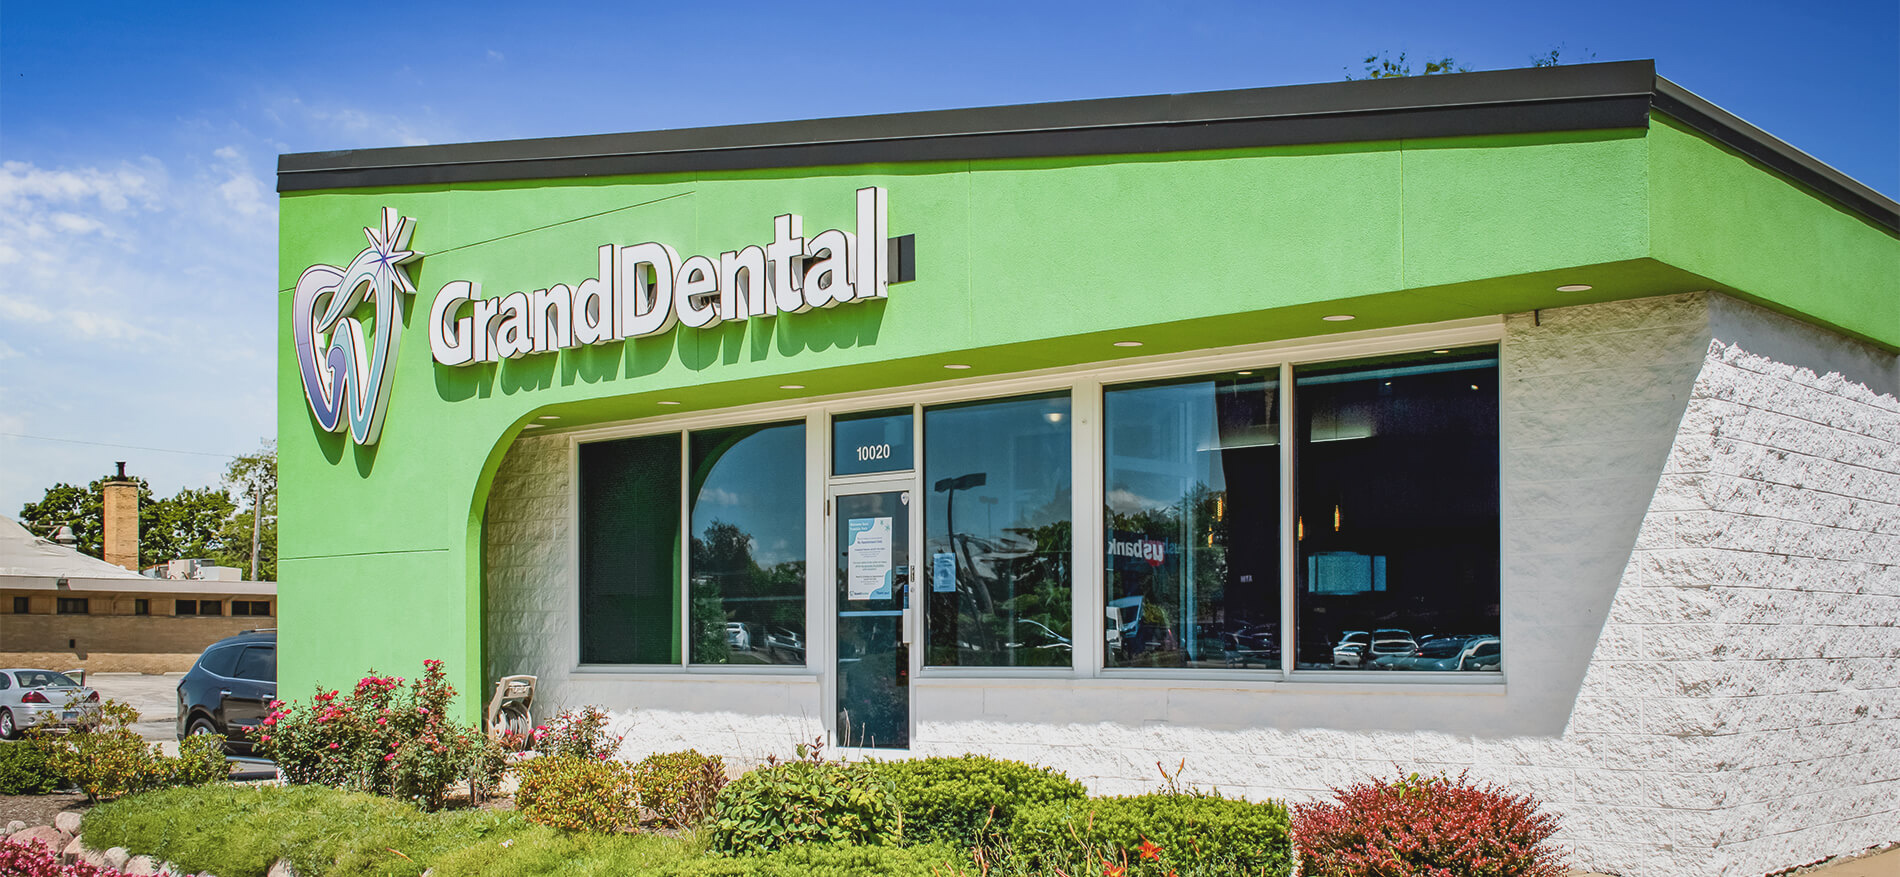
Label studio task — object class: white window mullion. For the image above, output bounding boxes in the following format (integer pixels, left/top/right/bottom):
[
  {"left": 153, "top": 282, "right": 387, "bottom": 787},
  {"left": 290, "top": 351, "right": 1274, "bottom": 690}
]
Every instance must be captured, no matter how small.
[{"left": 1279, "top": 361, "right": 1297, "bottom": 678}]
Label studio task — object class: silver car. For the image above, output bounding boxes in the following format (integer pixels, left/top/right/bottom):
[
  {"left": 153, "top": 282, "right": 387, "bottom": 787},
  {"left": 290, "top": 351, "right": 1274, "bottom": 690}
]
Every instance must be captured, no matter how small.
[{"left": 0, "top": 669, "right": 102, "bottom": 738}]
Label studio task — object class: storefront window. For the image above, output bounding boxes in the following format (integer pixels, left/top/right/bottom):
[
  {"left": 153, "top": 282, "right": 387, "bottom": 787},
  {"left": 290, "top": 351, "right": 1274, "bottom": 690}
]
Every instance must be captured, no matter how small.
[
  {"left": 923, "top": 393, "right": 1072, "bottom": 667},
  {"left": 689, "top": 422, "right": 807, "bottom": 665},
  {"left": 1104, "top": 371, "right": 1280, "bottom": 669},
  {"left": 579, "top": 433, "right": 681, "bottom": 664},
  {"left": 1294, "top": 347, "right": 1500, "bottom": 672}
]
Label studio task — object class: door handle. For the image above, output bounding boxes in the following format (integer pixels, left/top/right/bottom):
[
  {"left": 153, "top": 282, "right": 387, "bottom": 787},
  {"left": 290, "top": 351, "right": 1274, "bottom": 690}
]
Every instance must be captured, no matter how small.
[{"left": 219, "top": 689, "right": 233, "bottom": 696}]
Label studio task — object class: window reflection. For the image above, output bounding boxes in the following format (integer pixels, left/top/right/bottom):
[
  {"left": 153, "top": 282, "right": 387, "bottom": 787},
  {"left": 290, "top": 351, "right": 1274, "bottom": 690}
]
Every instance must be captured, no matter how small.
[
  {"left": 579, "top": 433, "right": 681, "bottom": 665},
  {"left": 1104, "top": 372, "right": 1280, "bottom": 669},
  {"left": 689, "top": 422, "right": 807, "bottom": 665},
  {"left": 1294, "top": 347, "right": 1500, "bottom": 672},
  {"left": 924, "top": 393, "right": 1072, "bottom": 667}
]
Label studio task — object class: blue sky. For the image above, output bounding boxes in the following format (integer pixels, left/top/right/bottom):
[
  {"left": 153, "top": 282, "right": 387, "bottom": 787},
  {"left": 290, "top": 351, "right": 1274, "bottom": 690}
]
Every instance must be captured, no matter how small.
[{"left": 1, "top": 0, "right": 1895, "bottom": 516}]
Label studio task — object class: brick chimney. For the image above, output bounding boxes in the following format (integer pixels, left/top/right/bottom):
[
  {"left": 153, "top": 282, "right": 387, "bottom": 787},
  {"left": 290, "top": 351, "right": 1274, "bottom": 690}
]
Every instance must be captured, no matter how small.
[{"left": 102, "top": 462, "right": 139, "bottom": 571}]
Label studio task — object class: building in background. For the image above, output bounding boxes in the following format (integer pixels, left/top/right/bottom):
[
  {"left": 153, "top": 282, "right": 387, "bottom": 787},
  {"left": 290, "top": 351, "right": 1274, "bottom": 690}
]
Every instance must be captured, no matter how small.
[
  {"left": 2, "top": 475, "right": 276, "bottom": 673},
  {"left": 274, "top": 62, "right": 1897, "bottom": 877}
]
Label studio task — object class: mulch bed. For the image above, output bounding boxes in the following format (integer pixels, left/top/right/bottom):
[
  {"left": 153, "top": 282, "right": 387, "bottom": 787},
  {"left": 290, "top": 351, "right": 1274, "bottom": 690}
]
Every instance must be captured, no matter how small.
[{"left": 0, "top": 792, "right": 90, "bottom": 828}]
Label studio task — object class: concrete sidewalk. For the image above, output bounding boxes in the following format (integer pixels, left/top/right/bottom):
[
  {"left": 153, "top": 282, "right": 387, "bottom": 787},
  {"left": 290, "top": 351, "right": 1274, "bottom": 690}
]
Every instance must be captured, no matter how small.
[{"left": 1571, "top": 846, "right": 1898, "bottom": 877}]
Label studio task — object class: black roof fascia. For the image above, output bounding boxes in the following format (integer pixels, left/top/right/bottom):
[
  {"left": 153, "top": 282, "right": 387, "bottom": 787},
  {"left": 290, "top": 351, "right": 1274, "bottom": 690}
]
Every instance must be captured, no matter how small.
[{"left": 277, "top": 61, "right": 1897, "bottom": 233}]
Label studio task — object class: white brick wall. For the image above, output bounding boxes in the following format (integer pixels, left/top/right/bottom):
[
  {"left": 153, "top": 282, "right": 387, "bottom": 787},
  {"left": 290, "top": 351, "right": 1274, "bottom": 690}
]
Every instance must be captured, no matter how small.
[{"left": 482, "top": 293, "right": 1898, "bottom": 877}]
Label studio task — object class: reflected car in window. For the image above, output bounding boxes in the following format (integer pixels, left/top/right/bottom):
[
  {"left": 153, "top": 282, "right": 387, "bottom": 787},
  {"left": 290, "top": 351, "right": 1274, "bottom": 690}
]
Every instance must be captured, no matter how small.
[
  {"left": 1368, "top": 629, "right": 1417, "bottom": 661},
  {"left": 762, "top": 628, "right": 805, "bottom": 664},
  {"left": 1331, "top": 631, "right": 1370, "bottom": 667},
  {"left": 725, "top": 622, "right": 753, "bottom": 651},
  {"left": 0, "top": 669, "right": 101, "bottom": 738}
]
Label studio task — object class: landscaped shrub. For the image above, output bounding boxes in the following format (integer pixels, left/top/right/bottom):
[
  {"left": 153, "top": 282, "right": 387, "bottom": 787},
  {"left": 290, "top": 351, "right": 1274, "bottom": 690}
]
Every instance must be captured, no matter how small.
[
  {"left": 1007, "top": 791, "right": 1292, "bottom": 877},
  {"left": 0, "top": 740, "right": 60, "bottom": 795},
  {"left": 704, "top": 744, "right": 900, "bottom": 856},
  {"left": 531, "top": 705, "right": 623, "bottom": 761},
  {"left": 631, "top": 749, "right": 727, "bottom": 829},
  {"left": 0, "top": 835, "right": 138, "bottom": 876},
  {"left": 514, "top": 755, "right": 638, "bottom": 833},
  {"left": 661, "top": 841, "right": 975, "bottom": 876},
  {"left": 1292, "top": 772, "right": 1568, "bottom": 877},
  {"left": 258, "top": 659, "right": 507, "bottom": 810},
  {"left": 33, "top": 700, "right": 228, "bottom": 803},
  {"left": 878, "top": 754, "right": 1086, "bottom": 845}
]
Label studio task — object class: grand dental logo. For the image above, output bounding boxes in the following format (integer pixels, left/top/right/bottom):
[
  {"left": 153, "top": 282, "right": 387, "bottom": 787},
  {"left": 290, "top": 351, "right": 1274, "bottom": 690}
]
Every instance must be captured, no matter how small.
[
  {"left": 293, "top": 208, "right": 421, "bottom": 446},
  {"left": 428, "top": 187, "right": 889, "bottom": 366}
]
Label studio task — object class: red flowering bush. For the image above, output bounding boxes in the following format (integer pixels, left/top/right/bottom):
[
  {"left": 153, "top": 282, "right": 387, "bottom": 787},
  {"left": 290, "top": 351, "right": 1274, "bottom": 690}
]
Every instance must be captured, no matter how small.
[
  {"left": 257, "top": 659, "right": 506, "bottom": 810},
  {"left": 0, "top": 836, "right": 135, "bottom": 876},
  {"left": 1292, "top": 772, "right": 1568, "bottom": 877},
  {"left": 529, "top": 705, "right": 622, "bottom": 761}
]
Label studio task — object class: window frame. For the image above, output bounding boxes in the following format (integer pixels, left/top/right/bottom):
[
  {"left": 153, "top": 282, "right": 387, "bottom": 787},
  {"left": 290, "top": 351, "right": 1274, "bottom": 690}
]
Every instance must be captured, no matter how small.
[{"left": 561, "top": 316, "right": 1505, "bottom": 687}]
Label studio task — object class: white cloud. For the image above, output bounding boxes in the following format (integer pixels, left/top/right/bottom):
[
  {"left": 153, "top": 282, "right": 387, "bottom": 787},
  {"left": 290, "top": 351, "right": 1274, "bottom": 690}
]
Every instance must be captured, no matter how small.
[
  {"left": 486, "top": 49, "right": 505, "bottom": 63},
  {"left": 264, "top": 96, "right": 438, "bottom": 148},
  {"left": 0, "top": 150, "right": 277, "bottom": 513}
]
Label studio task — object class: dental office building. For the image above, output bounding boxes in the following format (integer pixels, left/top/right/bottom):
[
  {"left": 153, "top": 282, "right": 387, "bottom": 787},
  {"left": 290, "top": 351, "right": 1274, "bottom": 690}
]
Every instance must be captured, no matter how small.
[{"left": 276, "top": 62, "right": 1897, "bottom": 876}]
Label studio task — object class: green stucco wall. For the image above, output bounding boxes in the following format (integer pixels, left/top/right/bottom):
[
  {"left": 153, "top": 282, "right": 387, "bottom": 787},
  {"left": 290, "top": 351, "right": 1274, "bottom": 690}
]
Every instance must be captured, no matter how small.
[{"left": 275, "top": 121, "right": 1897, "bottom": 717}]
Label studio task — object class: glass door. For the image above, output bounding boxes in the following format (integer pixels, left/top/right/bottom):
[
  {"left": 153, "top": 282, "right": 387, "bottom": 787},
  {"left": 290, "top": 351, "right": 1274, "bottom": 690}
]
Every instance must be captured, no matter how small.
[{"left": 832, "top": 485, "right": 912, "bottom": 749}]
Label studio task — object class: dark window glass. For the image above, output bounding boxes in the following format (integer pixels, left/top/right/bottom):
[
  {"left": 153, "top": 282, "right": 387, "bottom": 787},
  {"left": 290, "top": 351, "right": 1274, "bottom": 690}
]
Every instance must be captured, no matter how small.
[
  {"left": 833, "top": 409, "right": 913, "bottom": 475},
  {"left": 233, "top": 646, "right": 276, "bottom": 682},
  {"left": 11, "top": 597, "right": 27, "bottom": 614},
  {"left": 1294, "top": 347, "right": 1499, "bottom": 671},
  {"left": 231, "top": 600, "right": 270, "bottom": 617},
  {"left": 923, "top": 393, "right": 1072, "bottom": 667},
  {"left": 134, "top": 599, "right": 149, "bottom": 616},
  {"left": 1104, "top": 370, "right": 1280, "bottom": 669},
  {"left": 580, "top": 433, "right": 682, "bottom": 664},
  {"left": 0, "top": 674, "right": 8, "bottom": 689},
  {"left": 689, "top": 422, "right": 806, "bottom": 665},
  {"left": 199, "top": 600, "right": 222, "bottom": 616},
  {"left": 199, "top": 644, "right": 241, "bottom": 677},
  {"left": 175, "top": 600, "right": 196, "bottom": 616},
  {"left": 57, "top": 598, "right": 88, "bottom": 615}
]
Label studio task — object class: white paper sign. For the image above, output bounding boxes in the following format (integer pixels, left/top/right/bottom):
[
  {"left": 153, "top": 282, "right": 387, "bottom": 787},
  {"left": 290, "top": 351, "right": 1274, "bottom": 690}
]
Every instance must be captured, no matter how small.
[{"left": 846, "top": 516, "right": 894, "bottom": 601}]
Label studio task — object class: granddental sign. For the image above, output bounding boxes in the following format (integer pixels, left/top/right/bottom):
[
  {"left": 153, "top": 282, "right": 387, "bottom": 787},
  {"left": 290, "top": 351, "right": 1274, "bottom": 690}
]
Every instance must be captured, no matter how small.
[
  {"left": 294, "top": 188, "right": 891, "bottom": 446},
  {"left": 431, "top": 186, "right": 890, "bottom": 366}
]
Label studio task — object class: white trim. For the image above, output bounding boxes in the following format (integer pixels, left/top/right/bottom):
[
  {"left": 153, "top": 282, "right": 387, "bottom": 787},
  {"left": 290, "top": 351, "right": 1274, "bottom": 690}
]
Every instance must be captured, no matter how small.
[
  {"left": 1278, "top": 360, "right": 1297, "bottom": 677},
  {"left": 1070, "top": 378, "right": 1104, "bottom": 679},
  {"left": 825, "top": 474, "right": 918, "bottom": 748}
]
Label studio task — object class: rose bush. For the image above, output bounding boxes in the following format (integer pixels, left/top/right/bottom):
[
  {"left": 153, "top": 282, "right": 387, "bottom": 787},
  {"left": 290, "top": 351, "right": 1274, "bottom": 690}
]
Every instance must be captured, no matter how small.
[{"left": 258, "top": 659, "right": 506, "bottom": 810}]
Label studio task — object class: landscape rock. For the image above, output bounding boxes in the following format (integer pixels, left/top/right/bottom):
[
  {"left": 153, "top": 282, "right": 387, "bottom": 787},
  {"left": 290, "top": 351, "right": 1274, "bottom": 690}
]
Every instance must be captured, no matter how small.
[
  {"left": 3, "top": 819, "right": 24, "bottom": 835},
  {"left": 11, "top": 825, "right": 72, "bottom": 855},
  {"left": 105, "top": 845, "right": 133, "bottom": 868},
  {"left": 62, "top": 834, "right": 84, "bottom": 863},
  {"left": 126, "top": 855, "right": 160, "bottom": 875},
  {"left": 54, "top": 811, "right": 84, "bottom": 834},
  {"left": 268, "top": 857, "right": 300, "bottom": 877},
  {"left": 80, "top": 846, "right": 109, "bottom": 868}
]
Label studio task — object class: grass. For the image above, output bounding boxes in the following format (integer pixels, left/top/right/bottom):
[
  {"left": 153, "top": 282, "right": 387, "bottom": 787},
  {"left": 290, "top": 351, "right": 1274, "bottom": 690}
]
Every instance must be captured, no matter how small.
[{"left": 81, "top": 784, "right": 976, "bottom": 877}]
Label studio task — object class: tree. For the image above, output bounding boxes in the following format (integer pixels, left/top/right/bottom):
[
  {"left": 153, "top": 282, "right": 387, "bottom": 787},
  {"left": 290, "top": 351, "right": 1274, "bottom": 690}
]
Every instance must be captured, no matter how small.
[
  {"left": 1347, "top": 46, "right": 1594, "bottom": 80},
  {"left": 1348, "top": 52, "right": 1470, "bottom": 80},
  {"left": 15, "top": 440, "right": 277, "bottom": 579},
  {"left": 216, "top": 441, "right": 277, "bottom": 581}
]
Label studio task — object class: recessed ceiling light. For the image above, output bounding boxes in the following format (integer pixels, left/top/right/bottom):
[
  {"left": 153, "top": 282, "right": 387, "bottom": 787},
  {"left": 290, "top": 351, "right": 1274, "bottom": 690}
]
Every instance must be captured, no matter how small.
[
  {"left": 1113, "top": 341, "right": 1143, "bottom": 348},
  {"left": 536, "top": 415, "right": 559, "bottom": 420},
  {"left": 657, "top": 400, "right": 682, "bottom": 406},
  {"left": 1321, "top": 314, "right": 1355, "bottom": 322},
  {"left": 943, "top": 363, "right": 972, "bottom": 370},
  {"left": 523, "top": 423, "right": 543, "bottom": 429},
  {"left": 1557, "top": 284, "right": 1593, "bottom": 292},
  {"left": 1432, "top": 349, "right": 1451, "bottom": 354},
  {"left": 779, "top": 384, "right": 805, "bottom": 390},
  {"left": 1237, "top": 370, "right": 1253, "bottom": 375}
]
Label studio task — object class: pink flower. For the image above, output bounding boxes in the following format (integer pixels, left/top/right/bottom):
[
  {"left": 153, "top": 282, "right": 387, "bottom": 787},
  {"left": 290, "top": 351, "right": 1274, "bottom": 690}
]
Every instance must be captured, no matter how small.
[
  {"left": 328, "top": 742, "right": 339, "bottom": 749},
  {"left": 384, "top": 754, "right": 395, "bottom": 761}
]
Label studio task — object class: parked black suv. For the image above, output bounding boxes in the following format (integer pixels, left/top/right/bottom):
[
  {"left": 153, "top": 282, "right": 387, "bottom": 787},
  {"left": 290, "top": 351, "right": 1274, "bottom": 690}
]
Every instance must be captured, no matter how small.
[{"left": 177, "top": 629, "right": 276, "bottom": 754}]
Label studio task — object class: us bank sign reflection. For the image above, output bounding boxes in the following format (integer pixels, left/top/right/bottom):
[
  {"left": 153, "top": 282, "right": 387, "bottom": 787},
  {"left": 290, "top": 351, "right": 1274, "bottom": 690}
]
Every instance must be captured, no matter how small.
[{"left": 295, "top": 189, "right": 891, "bottom": 445}]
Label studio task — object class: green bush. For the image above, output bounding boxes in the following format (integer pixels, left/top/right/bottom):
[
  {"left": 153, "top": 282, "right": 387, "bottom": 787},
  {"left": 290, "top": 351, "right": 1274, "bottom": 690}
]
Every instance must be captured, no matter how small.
[
  {"left": 0, "top": 740, "right": 59, "bottom": 795},
  {"left": 1006, "top": 792, "right": 1292, "bottom": 877},
  {"left": 631, "top": 749, "right": 727, "bottom": 829},
  {"left": 34, "top": 700, "right": 228, "bottom": 802},
  {"left": 879, "top": 755, "right": 1086, "bottom": 846},
  {"left": 705, "top": 759, "right": 900, "bottom": 856},
  {"left": 514, "top": 755, "right": 637, "bottom": 833},
  {"left": 659, "top": 841, "right": 974, "bottom": 876}
]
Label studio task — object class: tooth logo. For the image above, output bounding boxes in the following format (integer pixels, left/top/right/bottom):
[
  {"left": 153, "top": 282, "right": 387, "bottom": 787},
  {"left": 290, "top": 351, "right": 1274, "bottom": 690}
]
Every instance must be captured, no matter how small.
[{"left": 293, "top": 208, "right": 421, "bottom": 446}]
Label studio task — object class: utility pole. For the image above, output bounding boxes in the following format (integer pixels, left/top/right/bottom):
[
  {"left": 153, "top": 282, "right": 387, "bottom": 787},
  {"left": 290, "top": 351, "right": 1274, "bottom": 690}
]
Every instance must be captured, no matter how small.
[{"left": 249, "top": 478, "right": 264, "bottom": 581}]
